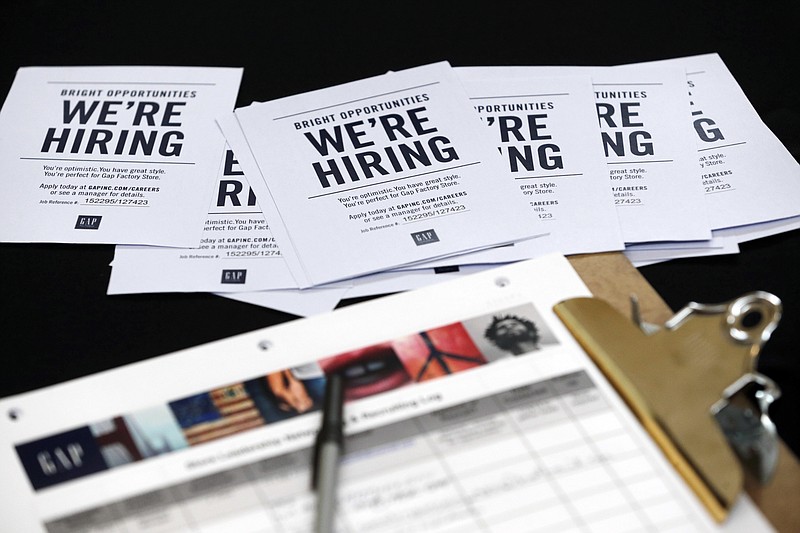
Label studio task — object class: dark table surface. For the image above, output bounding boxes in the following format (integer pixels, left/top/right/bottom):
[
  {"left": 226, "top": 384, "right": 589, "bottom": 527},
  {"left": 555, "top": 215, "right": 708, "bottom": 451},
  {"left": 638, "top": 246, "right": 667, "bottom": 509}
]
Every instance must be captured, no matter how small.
[{"left": 2, "top": 2, "right": 798, "bottom": 454}]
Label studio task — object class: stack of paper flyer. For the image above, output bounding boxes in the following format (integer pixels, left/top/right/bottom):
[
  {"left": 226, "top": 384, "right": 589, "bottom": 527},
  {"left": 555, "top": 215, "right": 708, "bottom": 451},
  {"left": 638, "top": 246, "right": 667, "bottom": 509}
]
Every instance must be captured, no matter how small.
[
  {"left": 2, "top": 55, "right": 798, "bottom": 316},
  {"left": 634, "top": 54, "right": 800, "bottom": 259},
  {"left": 110, "top": 54, "right": 800, "bottom": 314}
]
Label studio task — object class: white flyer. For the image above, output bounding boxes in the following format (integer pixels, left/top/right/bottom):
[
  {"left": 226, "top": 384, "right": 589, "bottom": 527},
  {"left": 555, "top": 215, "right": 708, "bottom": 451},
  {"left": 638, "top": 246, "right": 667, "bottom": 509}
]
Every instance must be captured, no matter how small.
[
  {"left": 625, "top": 240, "right": 739, "bottom": 267},
  {"left": 628, "top": 53, "right": 800, "bottom": 230},
  {"left": 0, "top": 255, "right": 772, "bottom": 532},
  {"left": 217, "top": 265, "right": 492, "bottom": 314},
  {"left": 715, "top": 216, "right": 800, "bottom": 245},
  {"left": 108, "top": 147, "right": 302, "bottom": 294},
  {"left": 233, "top": 62, "right": 542, "bottom": 287},
  {"left": 217, "top": 286, "right": 349, "bottom": 317},
  {"left": 343, "top": 263, "right": 492, "bottom": 299},
  {"left": 389, "top": 74, "right": 624, "bottom": 270},
  {"left": 455, "top": 75, "right": 623, "bottom": 256},
  {"left": 0, "top": 67, "right": 242, "bottom": 245},
  {"left": 458, "top": 65, "right": 712, "bottom": 244}
]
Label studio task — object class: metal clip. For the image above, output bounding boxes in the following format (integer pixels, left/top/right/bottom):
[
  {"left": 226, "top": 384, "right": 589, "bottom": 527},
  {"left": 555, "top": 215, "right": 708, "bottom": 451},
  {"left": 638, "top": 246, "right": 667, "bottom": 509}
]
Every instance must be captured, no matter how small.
[
  {"left": 633, "top": 291, "right": 783, "bottom": 483},
  {"left": 555, "top": 291, "right": 784, "bottom": 520},
  {"left": 711, "top": 373, "right": 781, "bottom": 483},
  {"left": 630, "top": 294, "right": 661, "bottom": 335}
]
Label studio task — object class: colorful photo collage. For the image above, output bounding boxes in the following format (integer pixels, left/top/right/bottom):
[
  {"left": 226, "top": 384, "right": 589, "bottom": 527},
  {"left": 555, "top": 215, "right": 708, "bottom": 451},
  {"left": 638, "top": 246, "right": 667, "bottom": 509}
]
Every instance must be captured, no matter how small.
[{"left": 16, "top": 303, "right": 557, "bottom": 490}]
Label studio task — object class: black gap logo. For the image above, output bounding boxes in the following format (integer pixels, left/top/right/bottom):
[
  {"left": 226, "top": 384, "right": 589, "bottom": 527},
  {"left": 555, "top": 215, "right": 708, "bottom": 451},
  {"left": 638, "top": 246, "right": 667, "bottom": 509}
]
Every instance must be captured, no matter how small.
[
  {"left": 74, "top": 215, "right": 102, "bottom": 230},
  {"left": 411, "top": 229, "right": 440, "bottom": 246},
  {"left": 221, "top": 269, "right": 247, "bottom": 284}
]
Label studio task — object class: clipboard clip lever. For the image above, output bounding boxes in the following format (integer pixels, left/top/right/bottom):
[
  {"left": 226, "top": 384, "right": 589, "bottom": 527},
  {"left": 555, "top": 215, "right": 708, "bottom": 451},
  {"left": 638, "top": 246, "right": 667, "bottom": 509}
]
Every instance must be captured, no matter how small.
[
  {"left": 631, "top": 291, "right": 782, "bottom": 483},
  {"left": 711, "top": 373, "right": 780, "bottom": 483}
]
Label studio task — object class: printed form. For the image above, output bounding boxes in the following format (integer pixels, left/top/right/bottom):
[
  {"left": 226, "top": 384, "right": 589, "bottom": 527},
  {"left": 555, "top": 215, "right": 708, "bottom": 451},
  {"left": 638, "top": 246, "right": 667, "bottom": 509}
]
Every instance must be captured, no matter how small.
[{"left": 0, "top": 255, "right": 771, "bottom": 532}]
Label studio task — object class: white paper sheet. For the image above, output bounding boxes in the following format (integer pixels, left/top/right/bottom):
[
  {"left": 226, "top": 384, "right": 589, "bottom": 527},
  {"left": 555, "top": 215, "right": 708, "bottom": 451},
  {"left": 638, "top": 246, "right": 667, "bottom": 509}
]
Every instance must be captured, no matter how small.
[
  {"left": 714, "top": 216, "right": 800, "bottom": 244},
  {"left": 626, "top": 240, "right": 740, "bottom": 267},
  {"left": 393, "top": 75, "right": 624, "bottom": 271},
  {"left": 0, "top": 255, "right": 772, "bottom": 532},
  {"left": 343, "top": 263, "right": 493, "bottom": 299},
  {"left": 231, "top": 62, "right": 544, "bottom": 287},
  {"left": 108, "top": 146, "right": 302, "bottom": 294},
  {"left": 216, "top": 286, "right": 349, "bottom": 317},
  {"left": 457, "top": 75, "right": 623, "bottom": 256},
  {"left": 458, "top": 65, "right": 713, "bottom": 244},
  {"left": 627, "top": 54, "right": 800, "bottom": 230},
  {"left": 0, "top": 66, "right": 242, "bottom": 245},
  {"left": 624, "top": 237, "right": 725, "bottom": 252},
  {"left": 213, "top": 265, "right": 492, "bottom": 315}
]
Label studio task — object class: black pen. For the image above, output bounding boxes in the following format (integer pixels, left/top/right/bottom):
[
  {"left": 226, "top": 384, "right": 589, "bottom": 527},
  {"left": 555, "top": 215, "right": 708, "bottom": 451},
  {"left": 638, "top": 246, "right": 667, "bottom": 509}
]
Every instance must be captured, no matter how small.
[{"left": 312, "top": 373, "right": 344, "bottom": 533}]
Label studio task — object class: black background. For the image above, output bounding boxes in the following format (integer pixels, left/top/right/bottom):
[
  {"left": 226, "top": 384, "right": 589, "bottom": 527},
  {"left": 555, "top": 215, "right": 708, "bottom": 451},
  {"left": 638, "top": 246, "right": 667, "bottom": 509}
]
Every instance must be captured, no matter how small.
[{"left": 1, "top": 2, "right": 798, "bottom": 454}]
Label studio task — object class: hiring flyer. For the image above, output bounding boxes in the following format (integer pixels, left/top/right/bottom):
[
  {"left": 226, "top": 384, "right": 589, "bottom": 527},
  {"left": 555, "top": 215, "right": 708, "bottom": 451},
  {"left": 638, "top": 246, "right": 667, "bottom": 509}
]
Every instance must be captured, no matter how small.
[
  {"left": 459, "top": 65, "right": 712, "bottom": 244},
  {"left": 108, "top": 147, "right": 302, "bottom": 294},
  {"left": 388, "top": 74, "right": 623, "bottom": 270},
  {"left": 456, "top": 75, "right": 623, "bottom": 257},
  {"left": 0, "top": 66, "right": 242, "bottom": 245},
  {"left": 631, "top": 53, "right": 800, "bottom": 230},
  {"left": 233, "top": 62, "right": 542, "bottom": 287}
]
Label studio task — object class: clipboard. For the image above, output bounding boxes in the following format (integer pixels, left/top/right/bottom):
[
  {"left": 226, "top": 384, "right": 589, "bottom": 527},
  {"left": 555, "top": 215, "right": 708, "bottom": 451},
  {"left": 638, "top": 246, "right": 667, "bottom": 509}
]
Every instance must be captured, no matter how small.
[
  {"left": 0, "top": 253, "right": 795, "bottom": 532},
  {"left": 566, "top": 252, "right": 800, "bottom": 531}
]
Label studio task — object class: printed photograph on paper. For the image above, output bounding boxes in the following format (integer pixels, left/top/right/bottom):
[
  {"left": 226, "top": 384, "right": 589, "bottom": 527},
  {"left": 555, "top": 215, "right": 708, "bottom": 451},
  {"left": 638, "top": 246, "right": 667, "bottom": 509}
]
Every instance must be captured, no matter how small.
[
  {"left": 123, "top": 405, "right": 189, "bottom": 458},
  {"left": 462, "top": 303, "right": 559, "bottom": 362},
  {"left": 391, "top": 322, "right": 487, "bottom": 382},
  {"left": 243, "top": 363, "right": 327, "bottom": 423},
  {"left": 168, "top": 384, "right": 266, "bottom": 446},
  {"left": 319, "top": 343, "right": 413, "bottom": 402}
]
